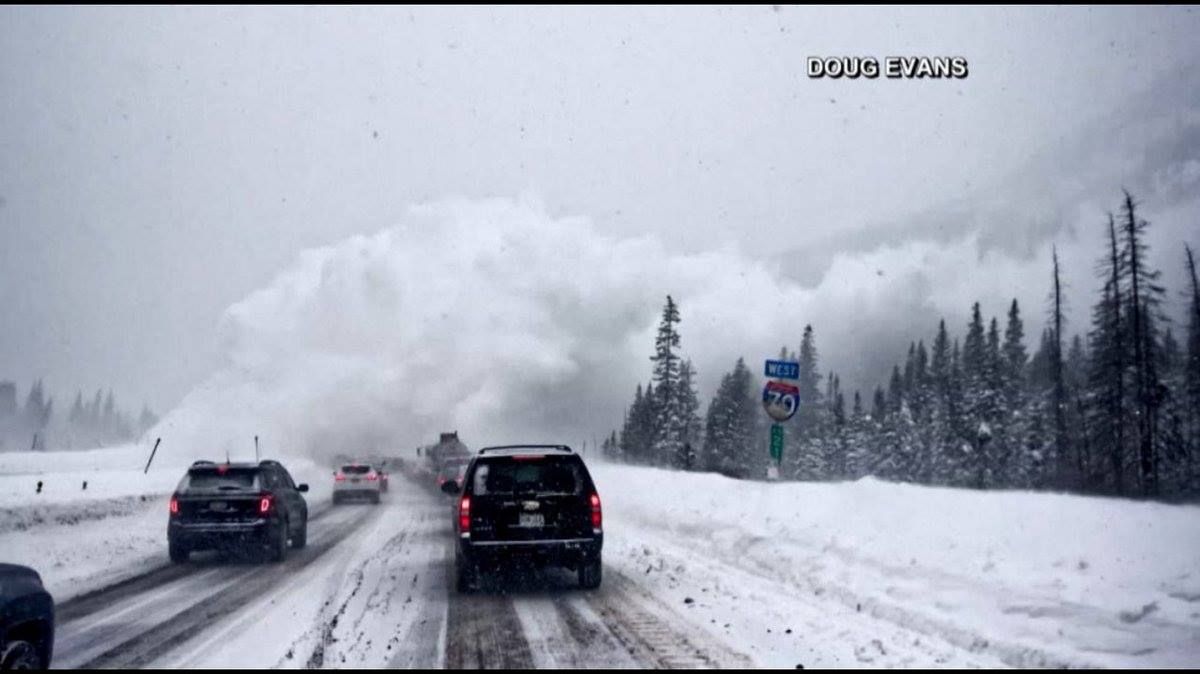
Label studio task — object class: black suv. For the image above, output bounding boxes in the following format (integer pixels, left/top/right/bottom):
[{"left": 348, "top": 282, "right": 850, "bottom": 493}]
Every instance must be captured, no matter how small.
[
  {"left": 441, "top": 445, "right": 603, "bottom": 592},
  {"left": 168, "top": 460, "right": 309, "bottom": 563},
  {"left": 0, "top": 564, "right": 54, "bottom": 670}
]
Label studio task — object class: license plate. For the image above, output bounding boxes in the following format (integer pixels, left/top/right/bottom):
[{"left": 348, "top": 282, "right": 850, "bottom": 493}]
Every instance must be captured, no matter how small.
[
  {"left": 351, "top": 478, "right": 360, "bottom": 483},
  {"left": 209, "top": 501, "right": 228, "bottom": 511},
  {"left": 518, "top": 513, "right": 545, "bottom": 528}
]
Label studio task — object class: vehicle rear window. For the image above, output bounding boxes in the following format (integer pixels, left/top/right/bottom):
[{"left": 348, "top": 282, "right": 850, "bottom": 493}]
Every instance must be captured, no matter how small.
[
  {"left": 342, "top": 465, "right": 371, "bottom": 474},
  {"left": 472, "top": 458, "right": 582, "bottom": 496},
  {"left": 181, "top": 468, "right": 260, "bottom": 491}
]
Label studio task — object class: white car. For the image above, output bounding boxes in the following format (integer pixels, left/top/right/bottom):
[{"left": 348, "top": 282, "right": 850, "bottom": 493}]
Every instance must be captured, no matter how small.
[{"left": 333, "top": 463, "right": 382, "bottom": 504}]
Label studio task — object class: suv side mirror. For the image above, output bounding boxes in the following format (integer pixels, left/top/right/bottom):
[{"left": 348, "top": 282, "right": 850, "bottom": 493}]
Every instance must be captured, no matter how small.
[
  {"left": 440, "top": 480, "right": 459, "bottom": 494},
  {"left": 297, "top": 484, "right": 309, "bottom": 493}
]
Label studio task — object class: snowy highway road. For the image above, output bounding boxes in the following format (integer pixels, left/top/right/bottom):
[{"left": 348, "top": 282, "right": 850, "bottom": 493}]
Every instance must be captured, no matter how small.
[
  {"left": 15, "top": 457, "right": 1197, "bottom": 669},
  {"left": 47, "top": 469, "right": 754, "bottom": 669}
]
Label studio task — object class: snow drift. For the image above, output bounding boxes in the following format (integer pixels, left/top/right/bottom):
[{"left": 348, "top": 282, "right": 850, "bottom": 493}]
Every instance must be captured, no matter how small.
[{"left": 591, "top": 461, "right": 1200, "bottom": 668}]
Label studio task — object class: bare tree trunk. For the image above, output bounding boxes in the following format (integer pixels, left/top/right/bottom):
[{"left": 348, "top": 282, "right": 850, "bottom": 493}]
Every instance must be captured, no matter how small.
[
  {"left": 1123, "top": 192, "right": 1155, "bottom": 497},
  {"left": 1051, "top": 247, "right": 1069, "bottom": 488},
  {"left": 1107, "top": 214, "right": 1126, "bottom": 496},
  {"left": 1186, "top": 245, "right": 1200, "bottom": 492}
]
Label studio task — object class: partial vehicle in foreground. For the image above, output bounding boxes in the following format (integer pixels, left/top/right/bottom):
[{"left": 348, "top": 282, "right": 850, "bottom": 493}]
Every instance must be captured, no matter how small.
[
  {"left": 333, "top": 463, "right": 382, "bottom": 504},
  {"left": 0, "top": 564, "right": 54, "bottom": 670},
  {"left": 443, "top": 445, "right": 603, "bottom": 592},
  {"left": 168, "top": 460, "right": 309, "bottom": 563}
]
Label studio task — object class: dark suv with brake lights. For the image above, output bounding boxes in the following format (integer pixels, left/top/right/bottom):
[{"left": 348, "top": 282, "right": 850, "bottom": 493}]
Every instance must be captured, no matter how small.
[
  {"left": 168, "top": 460, "right": 309, "bottom": 563},
  {"left": 441, "top": 445, "right": 602, "bottom": 592}
]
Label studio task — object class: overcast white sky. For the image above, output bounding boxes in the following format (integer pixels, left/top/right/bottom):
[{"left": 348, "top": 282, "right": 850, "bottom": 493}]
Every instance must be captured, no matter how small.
[{"left": 2, "top": 6, "right": 1199, "bottom": 426}]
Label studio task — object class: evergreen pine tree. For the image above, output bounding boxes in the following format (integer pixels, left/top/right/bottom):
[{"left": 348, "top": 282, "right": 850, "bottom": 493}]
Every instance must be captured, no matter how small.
[
  {"left": 1119, "top": 192, "right": 1168, "bottom": 496},
  {"left": 928, "top": 320, "right": 955, "bottom": 484},
  {"left": 103, "top": 390, "right": 117, "bottom": 443},
  {"left": 676, "top": 359, "right": 702, "bottom": 469},
  {"left": 1001, "top": 300, "right": 1029, "bottom": 488},
  {"left": 846, "top": 390, "right": 873, "bottom": 479},
  {"left": 1184, "top": 245, "right": 1200, "bottom": 493},
  {"left": 23, "top": 380, "right": 51, "bottom": 447},
  {"left": 960, "top": 303, "right": 991, "bottom": 487},
  {"left": 702, "top": 358, "right": 759, "bottom": 478},
  {"left": 791, "top": 326, "right": 825, "bottom": 480},
  {"left": 1087, "top": 213, "right": 1130, "bottom": 495},
  {"left": 650, "top": 296, "right": 684, "bottom": 466},
  {"left": 619, "top": 384, "right": 647, "bottom": 462}
]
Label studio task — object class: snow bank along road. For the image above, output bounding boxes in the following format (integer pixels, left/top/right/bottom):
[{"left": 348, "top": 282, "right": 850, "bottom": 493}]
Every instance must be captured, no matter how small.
[{"left": 23, "top": 457, "right": 1200, "bottom": 669}]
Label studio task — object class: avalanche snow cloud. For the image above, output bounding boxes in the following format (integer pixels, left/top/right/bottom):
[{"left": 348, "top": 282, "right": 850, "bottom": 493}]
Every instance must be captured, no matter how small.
[{"left": 152, "top": 195, "right": 929, "bottom": 464}]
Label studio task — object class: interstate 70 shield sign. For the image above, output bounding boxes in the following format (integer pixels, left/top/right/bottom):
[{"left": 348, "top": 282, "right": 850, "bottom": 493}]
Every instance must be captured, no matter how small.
[{"left": 762, "top": 380, "right": 800, "bottom": 422}]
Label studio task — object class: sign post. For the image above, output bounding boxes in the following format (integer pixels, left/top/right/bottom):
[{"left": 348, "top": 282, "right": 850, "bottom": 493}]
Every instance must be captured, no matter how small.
[
  {"left": 762, "top": 360, "right": 800, "bottom": 480},
  {"left": 143, "top": 437, "right": 162, "bottom": 474}
]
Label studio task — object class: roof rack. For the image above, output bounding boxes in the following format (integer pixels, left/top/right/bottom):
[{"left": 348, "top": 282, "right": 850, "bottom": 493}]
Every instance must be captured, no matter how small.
[
  {"left": 477, "top": 444, "right": 573, "bottom": 454},
  {"left": 191, "top": 460, "right": 217, "bottom": 466}
]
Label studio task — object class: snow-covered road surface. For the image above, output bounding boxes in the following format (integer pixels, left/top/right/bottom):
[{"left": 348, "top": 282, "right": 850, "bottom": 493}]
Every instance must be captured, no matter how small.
[
  {"left": 48, "top": 469, "right": 757, "bottom": 669},
  {"left": 8, "top": 448, "right": 1198, "bottom": 669}
]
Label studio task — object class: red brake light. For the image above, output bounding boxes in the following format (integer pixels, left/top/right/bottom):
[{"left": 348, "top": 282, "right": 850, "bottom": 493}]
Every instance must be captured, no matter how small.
[
  {"left": 259, "top": 495, "right": 273, "bottom": 514},
  {"left": 459, "top": 496, "right": 471, "bottom": 533},
  {"left": 169, "top": 496, "right": 179, "bottom": 515},
  {"left": 335, "top": 472, "right": 346, "bottom": 482},
  {"left": 366, "top": 472, "right": 378, "bottom": 481},
  {"left": 589, "top": 492, "right": 602, "bottom": 531}
]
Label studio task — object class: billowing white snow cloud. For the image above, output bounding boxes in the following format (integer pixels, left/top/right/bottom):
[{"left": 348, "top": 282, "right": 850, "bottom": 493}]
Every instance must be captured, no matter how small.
[
  {"left": 148, "top": 186, "right": 1196, "bottom": 466},
  {"left": 152, "top": 195, "right": 813, "bottom": 462}
]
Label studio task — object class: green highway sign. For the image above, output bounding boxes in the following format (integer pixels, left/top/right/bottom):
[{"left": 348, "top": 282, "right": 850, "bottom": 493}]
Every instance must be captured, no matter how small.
[{"left": 770, "top": 424, "right": 784, "bottom": 462}]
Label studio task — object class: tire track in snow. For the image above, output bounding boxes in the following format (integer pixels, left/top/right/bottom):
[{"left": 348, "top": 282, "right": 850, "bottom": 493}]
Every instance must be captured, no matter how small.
[
  {"left": 54, "top": 503, "right": 371, "bottom": 669},
  {"left": 403, "top": 456, "right": 751, "bottom": 669},
  {"left": 583, "top": 570, "right": 753, "bottom": 669},
  {"left": 444, "top": 590, "right": 535, "bottom": 669},
  {"left": 287, "top": 486, "right": 451, "bottom": 669},
  {"left": 55, "top": 499, "right": 340, "bottom": 624}
]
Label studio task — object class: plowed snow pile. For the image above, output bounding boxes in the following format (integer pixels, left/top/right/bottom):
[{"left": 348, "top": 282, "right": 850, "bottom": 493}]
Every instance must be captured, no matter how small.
[{"left": 592, "top": 461, "right": 1200, "bottom": 668}]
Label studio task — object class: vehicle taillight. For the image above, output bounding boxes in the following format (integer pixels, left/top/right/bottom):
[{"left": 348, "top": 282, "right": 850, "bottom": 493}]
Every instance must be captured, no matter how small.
[
  {"left": 459, "top": 495, "right": 471, "bottom": 534},
  {"left": 366, "top": 472, "right": 378, "bottom": 481},
  {"left": 589, "top": 492, "right": 602, "bottom": 531},
  {"left": 169, "top": 496, "right": 179, "bottom": 516},
  {"left": 335, "top": 472, "right": 346, "bottom": 482},
  {"left": 259, "top": 494, "right": 273, "bottom": 514}
]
